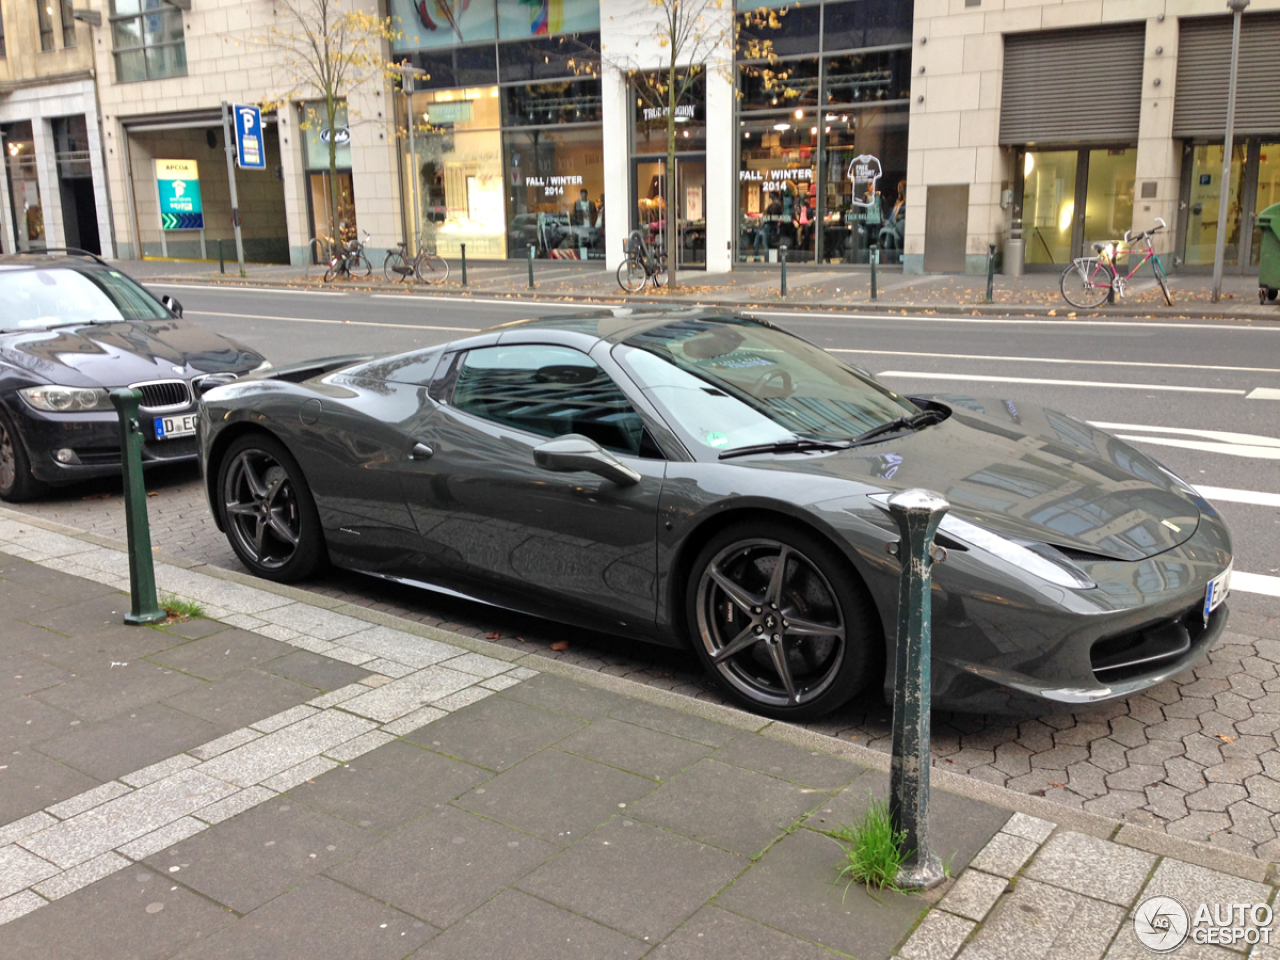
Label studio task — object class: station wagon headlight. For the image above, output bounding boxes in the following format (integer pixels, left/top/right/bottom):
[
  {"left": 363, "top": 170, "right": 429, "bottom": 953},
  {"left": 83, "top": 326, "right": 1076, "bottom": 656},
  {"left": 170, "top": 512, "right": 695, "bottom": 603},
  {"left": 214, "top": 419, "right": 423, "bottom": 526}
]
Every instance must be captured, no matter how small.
[{"left": 20, "top": 385, "right": 114, "bottom": 412}]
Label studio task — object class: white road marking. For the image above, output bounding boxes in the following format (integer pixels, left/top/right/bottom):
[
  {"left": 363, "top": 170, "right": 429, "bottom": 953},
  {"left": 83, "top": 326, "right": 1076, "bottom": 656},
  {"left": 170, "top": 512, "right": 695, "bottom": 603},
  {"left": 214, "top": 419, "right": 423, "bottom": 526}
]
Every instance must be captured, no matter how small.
[
  {"left": 875, "top": 371, "right": 1246, "bottom": 395},
  {"left": 186, "top": 310, "right": 478, "bottom": 333},
  {"left": 755, "top": 309, "right": 1280, "bottom": 332},
  {"left": 369, "top": 293, "right": 581, "bottom": 308},
  {"left": 1235, "top": 572, "right": 1280, "bottom": 598},
  {"left": 145, "top": 283, "right": 348, "bottom": 296},
  {"left": 1090, "top": 422, "right": 1280, "bottom": 449},
  {"left": 1248, "top": 387, "right": 1280, "bottom": 400},
  {"left": 1195, "top": 486, "right": 1280, "bottom": 508},
  {"left": 829, "top": 348, "right": 1280, "bottom": 376},
  {"left": 1115, "top": 435, "right": 1280, "bottom": 460}
]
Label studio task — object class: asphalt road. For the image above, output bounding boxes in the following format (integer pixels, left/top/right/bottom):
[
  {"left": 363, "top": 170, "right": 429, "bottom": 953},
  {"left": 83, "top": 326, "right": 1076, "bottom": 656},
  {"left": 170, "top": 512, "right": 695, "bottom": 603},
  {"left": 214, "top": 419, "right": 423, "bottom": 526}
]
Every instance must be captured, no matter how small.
[{"left": 152, "top": 281, "right": 1280, "bottom": 598}]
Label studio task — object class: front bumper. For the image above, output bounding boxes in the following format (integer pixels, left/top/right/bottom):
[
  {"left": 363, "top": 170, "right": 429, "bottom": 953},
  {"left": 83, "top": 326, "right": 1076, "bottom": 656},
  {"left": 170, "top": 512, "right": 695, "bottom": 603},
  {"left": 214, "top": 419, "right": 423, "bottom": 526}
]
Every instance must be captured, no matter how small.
[{"left": 13, "top": 405, "right": 200, "bottom": 485}]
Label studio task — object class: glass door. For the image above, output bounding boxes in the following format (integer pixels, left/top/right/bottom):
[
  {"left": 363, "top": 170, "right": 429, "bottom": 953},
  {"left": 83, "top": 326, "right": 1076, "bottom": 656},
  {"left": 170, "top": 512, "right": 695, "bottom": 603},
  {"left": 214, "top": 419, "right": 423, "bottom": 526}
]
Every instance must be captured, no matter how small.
[
  {"left": 307, "top": 171, "right": 355, "bottom": 262},
  {"left": 1249, "top": 143, "right": 1279, "bottom": 268},
  {"left": 632, "top": 156, "right": 707, "bottom": 270},
  {"left": 1183, "top": 143, "right": 1247, "bottom": 268},
  {"left": 1021, "top": 150, "right": 1078, "bottom": 266}
]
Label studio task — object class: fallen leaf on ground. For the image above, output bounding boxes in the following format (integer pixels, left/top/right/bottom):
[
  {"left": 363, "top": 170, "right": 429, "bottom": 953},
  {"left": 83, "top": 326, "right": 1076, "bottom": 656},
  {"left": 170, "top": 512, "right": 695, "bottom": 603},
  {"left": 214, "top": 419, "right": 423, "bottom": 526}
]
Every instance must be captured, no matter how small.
[
  {"left": 1217, "top": 734, "right": 1237, "bottom": 742},
  {"left": 82, "top": 492, "right": 112, "bottom": 500},
  {"left": 550, "top": 641, "right": 569, "bottom": 651},
  {"left": 147, "top": 491, "right": 159, "bottom": 497},
  {"left": 486, "top": 632, "right": 500, "bottom": 639},
  {"left": 1049, "top": 782, "right": 1066, "bottom": 788}
]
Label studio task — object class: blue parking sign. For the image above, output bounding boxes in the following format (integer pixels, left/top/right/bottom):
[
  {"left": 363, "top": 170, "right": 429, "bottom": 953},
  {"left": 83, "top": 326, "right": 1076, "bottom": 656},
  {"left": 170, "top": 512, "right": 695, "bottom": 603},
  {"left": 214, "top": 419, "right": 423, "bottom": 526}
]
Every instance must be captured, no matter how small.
[{"left": 234, "top": 105, "right": 266, "bottom": 170}]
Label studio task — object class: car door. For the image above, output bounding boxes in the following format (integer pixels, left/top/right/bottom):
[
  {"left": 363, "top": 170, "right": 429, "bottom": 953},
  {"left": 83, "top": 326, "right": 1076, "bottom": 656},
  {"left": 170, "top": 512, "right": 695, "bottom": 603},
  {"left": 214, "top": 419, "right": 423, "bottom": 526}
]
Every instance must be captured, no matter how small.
[{"left": 401, "top": 342, "right": 666, "bottom": 627}]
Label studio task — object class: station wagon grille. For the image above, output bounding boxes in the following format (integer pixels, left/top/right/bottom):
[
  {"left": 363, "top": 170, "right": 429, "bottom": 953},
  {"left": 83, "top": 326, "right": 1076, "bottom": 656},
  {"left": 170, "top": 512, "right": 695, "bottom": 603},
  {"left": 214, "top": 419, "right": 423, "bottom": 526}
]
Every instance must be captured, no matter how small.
[{"left": 132, "top": 379, "right": 190, "bottom": 410}]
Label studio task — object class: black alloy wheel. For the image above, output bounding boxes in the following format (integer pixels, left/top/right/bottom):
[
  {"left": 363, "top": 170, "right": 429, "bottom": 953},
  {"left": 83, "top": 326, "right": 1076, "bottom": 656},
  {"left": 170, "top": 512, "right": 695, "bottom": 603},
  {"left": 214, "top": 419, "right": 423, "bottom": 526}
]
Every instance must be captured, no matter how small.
[
  {"left": 218, "top": 434, "right": 325, "bottom": 582},
  {"left": 688, "top": 520, "right": 879, "bottom": 719},
  {"left": 0, "top": 410, "right": 43, "bottom": 502}
]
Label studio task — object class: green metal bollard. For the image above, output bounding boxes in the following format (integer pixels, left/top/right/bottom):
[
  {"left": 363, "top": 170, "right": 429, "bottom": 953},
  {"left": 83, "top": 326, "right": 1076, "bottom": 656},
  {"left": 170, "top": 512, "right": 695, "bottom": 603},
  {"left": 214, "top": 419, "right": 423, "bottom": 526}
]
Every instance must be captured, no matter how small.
[
  {"left": 885, "top": 488, "right": 949, "bottom": 890},
  {"left": 219, "top": 239, "right": 225, "bottom": 275},
  {"left": 985, "top": 242, "right": 996, "bottom": 303},
  {"left": 108, "top": 389, "right": 166, "bottom": 626},
  {"left": 528, "top": 245, "right": 535, "bottom": 289},
  {"left": 870, "top": 245, "right": 879, "bottom": 301},
  {"left": 460, "top": 242, "right": 468, "bottom": 287},
  {"left": 779, "top": 243, "right": 788, "bottom": 298}
]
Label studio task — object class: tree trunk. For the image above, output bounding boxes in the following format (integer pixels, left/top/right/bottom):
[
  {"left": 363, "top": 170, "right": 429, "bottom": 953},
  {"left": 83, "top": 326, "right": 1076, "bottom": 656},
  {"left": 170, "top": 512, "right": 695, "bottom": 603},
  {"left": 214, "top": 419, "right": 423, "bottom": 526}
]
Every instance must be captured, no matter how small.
[
  {"left": 326, "top": 94, "right": 340, "bottom": 257},
  {"left": 665, "top": 62, "right": 678, "bottom": 292}
]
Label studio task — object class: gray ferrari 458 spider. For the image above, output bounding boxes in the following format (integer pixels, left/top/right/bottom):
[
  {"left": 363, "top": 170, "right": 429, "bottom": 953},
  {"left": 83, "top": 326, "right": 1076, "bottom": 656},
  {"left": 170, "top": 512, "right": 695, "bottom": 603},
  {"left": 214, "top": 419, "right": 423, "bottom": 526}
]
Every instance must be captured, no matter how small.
[{"left": 197, "top": 308, "right": 1232, "bottom": 719}]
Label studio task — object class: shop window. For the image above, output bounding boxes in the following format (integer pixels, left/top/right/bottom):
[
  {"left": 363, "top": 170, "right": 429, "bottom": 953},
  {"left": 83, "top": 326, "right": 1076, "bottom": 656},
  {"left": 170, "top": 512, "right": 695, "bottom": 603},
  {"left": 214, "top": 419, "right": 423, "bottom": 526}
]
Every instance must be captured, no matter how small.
[
  {"left": 302, "top": 101, "right": 353, "bottom": 169},
  {"left": 738, "top": 118, "right": 817, "bottom": 263},
  {"left": 504, "top": 77, "right": 602, "bottom": 126},
  {"left": 402, "top": 45, "right": 499, "bottom": 89},
  {"left": 110, "top": 0, "right": 187, "bottom": 81},
  {"left": 1184, "top": 144, "right": 1246, "bottom": 267},
  {"left": 736, "top": 3, "right": 820, "bottom": 57},
  {"left": 1082, "top": 148, "right": 1135, "bottom": 249},
  {"left": 823, "top": 50, "right": 910, "bottom": 107},
  {"left": 391, "top": 0, "right": 496, "bottom": 53},
  {"left": 498, "top": 32, "right": 600, "bottom": 82},
  {"left": 0, "top": 4, "right": 6, "bottom": 57},
  {"left": 37, "top": 0, "right": 56, "bottom": 50},
  {"left": 400, "top": 86, "right": 506, "bottom": 259},
  {"left": 822, "top": 0, "right": 912, "bottom": 51},
  {"left": 4, "top": 122, "right": 45, "bottom": 252},
  {"left": 633, "top": 71, "right": 706, "bottom": 155},
  {"left": 820, "top": 105, "right": 907, "bottom": 264},
  {"left": 61, "top": 0, "right": 76, "bottom": 46},
  {"left": 505, "top": 125, "right": 604, "bottom": 260},
  {"left": 1252, "top": 144, "right": 1280, "bottom": 268},
  {"left": 496, "top": 0, "right": 599, "bottom": 40},
  {"left": 1022, "top": 150, "right": 1078, "bottom": 266},
  {"left": 739, "top": 58, "right": 819, "bottom": 111}
]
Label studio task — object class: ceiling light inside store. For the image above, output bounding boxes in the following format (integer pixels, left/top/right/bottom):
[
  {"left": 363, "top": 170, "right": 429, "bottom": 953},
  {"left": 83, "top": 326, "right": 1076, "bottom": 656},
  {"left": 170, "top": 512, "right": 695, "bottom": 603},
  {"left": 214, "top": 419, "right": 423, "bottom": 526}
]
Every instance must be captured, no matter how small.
[
  {"left": 773, "top": 122, "right": 790, "bottom": 131},
  {"left": 744, "top": 131, "right": 751, "bottom": 138},
  {"left": 810, "top": 127, "right": 817, "bottom": 135},
  {"left": 794, "top": 109, "right": 803, "bottom": 119},
  {"left": 1025, "top": 152, "right": 1035, "bottom": 176}
]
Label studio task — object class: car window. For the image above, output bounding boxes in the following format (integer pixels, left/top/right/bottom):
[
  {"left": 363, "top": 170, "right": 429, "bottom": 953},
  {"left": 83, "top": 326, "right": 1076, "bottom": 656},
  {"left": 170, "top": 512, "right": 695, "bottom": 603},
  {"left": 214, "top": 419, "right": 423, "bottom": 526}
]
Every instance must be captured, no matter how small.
[
  {"left": 451, "top": 344, "right": 651, "bottom": 457},
  {"left": 614, "top": 317, "right": 917, "bottom": 455},
  {"left": 0, "top": 267, "right": 168, "bottom": 330}
]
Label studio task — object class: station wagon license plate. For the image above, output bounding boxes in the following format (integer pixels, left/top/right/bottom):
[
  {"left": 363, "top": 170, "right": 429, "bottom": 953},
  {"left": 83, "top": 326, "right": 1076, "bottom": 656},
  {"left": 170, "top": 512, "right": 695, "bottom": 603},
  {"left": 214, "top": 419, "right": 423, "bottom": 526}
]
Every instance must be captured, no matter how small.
[
  {"left": 154, "top": 414, "right": 197, "bottom": 440},
  {"left": 1204, "top": 563, "right": 1232, "bottom": 620}
]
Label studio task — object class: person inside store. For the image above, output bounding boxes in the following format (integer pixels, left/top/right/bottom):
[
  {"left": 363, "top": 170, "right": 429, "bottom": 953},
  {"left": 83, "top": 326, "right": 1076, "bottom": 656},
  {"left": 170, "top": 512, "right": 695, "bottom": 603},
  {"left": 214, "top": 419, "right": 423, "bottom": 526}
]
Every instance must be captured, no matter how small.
[{"left": 878, "top": 179, "right": 906, "bottom": 262}]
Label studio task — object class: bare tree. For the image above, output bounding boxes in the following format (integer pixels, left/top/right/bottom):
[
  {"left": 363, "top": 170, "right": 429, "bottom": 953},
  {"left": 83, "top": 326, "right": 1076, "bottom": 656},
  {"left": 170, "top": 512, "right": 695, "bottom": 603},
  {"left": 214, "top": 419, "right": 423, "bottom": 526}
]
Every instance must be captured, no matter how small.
[
  {"left": 600, "top": 2, "right": 787, "bottom": 290},
  {"left": 257, "top": 0, "right": 394, "bottom": 254}
]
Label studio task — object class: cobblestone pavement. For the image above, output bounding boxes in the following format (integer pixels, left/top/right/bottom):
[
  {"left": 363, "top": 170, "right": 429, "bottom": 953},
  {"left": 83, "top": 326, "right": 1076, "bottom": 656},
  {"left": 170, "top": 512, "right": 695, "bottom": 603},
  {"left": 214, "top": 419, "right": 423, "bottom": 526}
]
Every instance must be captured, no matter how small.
[{"left": 12, "top": 464, "right": 1280, "bottom": 861}]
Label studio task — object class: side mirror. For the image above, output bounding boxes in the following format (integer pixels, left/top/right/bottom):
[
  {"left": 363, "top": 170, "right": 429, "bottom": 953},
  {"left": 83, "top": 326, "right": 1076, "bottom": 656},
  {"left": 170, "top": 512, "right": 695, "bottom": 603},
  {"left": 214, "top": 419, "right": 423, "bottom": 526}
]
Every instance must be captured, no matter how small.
[
  {"left": 195, "top": 373, "right": 238, "bottom": 396},
  {"left": 160, "top": 294, "right": 184, "bottom": 318},
  {"left": 533, "top": 434, "right": 641, "bottom": 487}
]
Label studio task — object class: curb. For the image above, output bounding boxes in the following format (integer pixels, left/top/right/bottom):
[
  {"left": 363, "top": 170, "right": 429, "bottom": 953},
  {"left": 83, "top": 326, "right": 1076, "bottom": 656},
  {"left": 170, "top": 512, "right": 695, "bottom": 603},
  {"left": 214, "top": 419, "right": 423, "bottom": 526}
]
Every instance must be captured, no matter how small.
[
  {"left": 140, "top": 274, "right": 1280, "bottom": 323},
  {"left": 0, "top": 503, "right": 1273, "bottom": 887}
]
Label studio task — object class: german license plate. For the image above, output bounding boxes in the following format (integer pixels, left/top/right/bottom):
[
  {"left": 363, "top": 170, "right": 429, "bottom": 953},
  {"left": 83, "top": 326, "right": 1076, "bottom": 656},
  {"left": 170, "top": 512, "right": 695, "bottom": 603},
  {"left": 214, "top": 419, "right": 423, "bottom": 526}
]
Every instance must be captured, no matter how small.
[
  {"left": 154, "top": 414, "right": 197, "bottom": 439},
  {"left": 1204, "top": 563, "right": 1232, "bottom": 619}
]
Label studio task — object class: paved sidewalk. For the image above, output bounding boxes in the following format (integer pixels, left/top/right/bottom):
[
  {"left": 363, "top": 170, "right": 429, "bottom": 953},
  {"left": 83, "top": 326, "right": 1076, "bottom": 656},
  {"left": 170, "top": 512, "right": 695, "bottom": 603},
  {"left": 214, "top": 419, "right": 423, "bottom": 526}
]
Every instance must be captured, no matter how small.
[
  {"left": 116, "top": 256, "right": 1280, "bottom": 321},
  {"left": 1, "top": 519, "right": 1276, "bottom": 957}
]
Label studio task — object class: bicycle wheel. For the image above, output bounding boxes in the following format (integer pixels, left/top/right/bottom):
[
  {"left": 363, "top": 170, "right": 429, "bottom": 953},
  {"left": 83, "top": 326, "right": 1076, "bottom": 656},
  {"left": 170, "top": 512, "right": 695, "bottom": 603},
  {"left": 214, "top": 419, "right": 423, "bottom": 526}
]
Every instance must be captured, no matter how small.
[
  {"left": 322, "top": 259, "right": 340, "bottom": 283},
  {"left": 384, "top": 251, "right": 410, "bottom": 282},
  {"left": 416, "top": 254, "right": 450, "bottom": 284},
  {"left": 617, "top": 258, "right": 646, "bottom": 293},
  {"left": 1060, "top": 260, "right": 1110, "bottom": 309},
  {"left": 1153, "top": 258, "right": 1173, "bottom": 307},
  {"left": 652, "top": 253, "right": 668, "bottom": 288},
  {"left": 349, "top": 254, "right": 371, "bottom": 279}
]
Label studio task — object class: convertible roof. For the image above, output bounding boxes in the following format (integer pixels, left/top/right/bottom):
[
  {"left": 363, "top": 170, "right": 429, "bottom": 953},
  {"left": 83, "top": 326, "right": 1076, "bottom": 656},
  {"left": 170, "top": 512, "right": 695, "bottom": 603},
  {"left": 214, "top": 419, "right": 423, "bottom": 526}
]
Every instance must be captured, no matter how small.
[{"left": 487, "top": 307, "right": 760, "bottom": 344}]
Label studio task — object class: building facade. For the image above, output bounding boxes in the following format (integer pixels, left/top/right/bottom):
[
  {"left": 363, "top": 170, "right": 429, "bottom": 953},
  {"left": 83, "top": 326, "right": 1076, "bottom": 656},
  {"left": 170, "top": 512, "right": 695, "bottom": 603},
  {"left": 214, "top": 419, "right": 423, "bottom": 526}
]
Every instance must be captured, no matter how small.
[{"left": 5, "top": 0, "right": 1276, "bottom": 275}]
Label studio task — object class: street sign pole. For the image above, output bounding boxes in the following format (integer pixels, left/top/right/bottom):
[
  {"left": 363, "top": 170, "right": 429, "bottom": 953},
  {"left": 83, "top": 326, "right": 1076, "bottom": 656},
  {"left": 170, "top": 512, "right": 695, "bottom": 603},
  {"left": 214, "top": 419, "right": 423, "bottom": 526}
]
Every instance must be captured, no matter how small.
[
  {"left": 1212, "top": 0, "right": 1249, "bottom": 304},
  {"left": 221, "top": 101, "right": 247, "bottom": 277}
]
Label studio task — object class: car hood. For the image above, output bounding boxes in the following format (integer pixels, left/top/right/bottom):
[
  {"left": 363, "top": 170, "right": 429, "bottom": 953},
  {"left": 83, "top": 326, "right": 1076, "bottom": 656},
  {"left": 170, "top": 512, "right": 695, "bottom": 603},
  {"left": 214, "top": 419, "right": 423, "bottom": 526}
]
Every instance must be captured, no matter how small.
[
  {"left": 0, "top": 320, "right": 263, "bottom": 388},
  {"left": 770, "top": 397, "right": 1199, "bottom": 562}
]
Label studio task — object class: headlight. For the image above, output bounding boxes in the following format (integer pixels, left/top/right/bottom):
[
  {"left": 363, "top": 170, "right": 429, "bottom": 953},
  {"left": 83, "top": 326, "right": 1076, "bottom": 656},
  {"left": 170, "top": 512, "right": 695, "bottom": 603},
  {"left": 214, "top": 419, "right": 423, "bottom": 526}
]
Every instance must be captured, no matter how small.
[
  {"left": 20, "top": 385, "right": 114, "bottom": 412},
  {"left": 870, "top": 494, "right": 1095, "bottom": 590}
]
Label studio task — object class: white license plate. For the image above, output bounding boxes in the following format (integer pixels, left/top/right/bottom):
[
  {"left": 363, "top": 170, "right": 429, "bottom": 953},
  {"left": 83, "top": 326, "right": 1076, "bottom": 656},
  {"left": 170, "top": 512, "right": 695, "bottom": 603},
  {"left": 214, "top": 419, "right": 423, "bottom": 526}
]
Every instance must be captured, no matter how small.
[
  {"left": 154, "top": 414, "right": 197, "bottom": 439},
  {"left": 1204, "top": 563, "right": 1232, "bottom": 619}
]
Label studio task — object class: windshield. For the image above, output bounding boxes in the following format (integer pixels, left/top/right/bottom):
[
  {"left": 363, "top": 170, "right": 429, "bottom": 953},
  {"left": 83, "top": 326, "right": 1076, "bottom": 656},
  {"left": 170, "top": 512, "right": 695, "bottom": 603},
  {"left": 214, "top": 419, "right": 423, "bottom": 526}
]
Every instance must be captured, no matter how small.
[
  {"left": 614, "top": 317, "right": 917, "bottom": 455},
  {"left": 0, "top": 267, "right": 169, "bottom": 331}
]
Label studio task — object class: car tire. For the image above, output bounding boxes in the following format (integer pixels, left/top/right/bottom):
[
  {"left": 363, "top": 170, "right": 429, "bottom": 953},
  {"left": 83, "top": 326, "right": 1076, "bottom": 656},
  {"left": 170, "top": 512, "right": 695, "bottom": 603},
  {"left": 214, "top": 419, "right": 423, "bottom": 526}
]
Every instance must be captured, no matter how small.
[
  {"left": 686, "top": 519, "right": 881, "bottom": 720},
  {"left": 217, "top": 433, "right": 327, "bottom": 582},
  {"left": 0, "top": 408, "right": 44, "bottom": 503}
]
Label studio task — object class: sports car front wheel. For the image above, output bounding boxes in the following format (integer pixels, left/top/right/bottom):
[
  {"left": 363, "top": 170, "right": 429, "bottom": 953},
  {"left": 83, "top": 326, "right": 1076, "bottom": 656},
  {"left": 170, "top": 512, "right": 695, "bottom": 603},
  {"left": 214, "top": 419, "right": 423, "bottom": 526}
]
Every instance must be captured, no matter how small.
[
  {"left": 688, "top": 521, "right": 880, "bottom": 719},
  {"left": 217, "top": 434, "right": 326, "bottom": 582}
]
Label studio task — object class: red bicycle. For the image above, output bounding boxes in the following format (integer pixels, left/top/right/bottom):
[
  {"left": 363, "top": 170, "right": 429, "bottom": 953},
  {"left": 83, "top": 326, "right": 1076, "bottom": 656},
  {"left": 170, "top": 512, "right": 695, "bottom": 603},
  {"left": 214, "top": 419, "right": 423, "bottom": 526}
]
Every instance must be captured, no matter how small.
[{"left": 1060, "top": 218, "right": 1173, "bottom": 309}]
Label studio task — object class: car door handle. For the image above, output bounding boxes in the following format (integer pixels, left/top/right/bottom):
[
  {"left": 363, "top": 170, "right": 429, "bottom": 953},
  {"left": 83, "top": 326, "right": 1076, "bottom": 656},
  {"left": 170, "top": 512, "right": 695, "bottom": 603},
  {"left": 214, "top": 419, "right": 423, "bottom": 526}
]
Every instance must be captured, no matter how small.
[{"left": 409, "top": 443, "right": 434, "bottom": 460}]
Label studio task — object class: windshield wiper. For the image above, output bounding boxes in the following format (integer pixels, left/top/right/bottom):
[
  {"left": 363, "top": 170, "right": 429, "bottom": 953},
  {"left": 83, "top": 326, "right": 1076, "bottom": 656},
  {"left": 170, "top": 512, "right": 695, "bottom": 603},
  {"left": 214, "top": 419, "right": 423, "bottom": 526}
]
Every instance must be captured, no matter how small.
[
  {"left": 718, "top": 437, "right": 853, "bottom": 460},
  {"left": 43, "top": 319, "right": 109, "bottom": 330},
  {"left": 848, "top": 408, "right": 946, "bottom": 446}
]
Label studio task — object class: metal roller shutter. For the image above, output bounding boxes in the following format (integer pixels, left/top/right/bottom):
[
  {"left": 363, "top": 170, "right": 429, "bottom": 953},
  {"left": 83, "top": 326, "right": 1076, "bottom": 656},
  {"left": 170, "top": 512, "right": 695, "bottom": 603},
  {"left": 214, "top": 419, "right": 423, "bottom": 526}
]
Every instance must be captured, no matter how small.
[
  {"left": 999, "top": 24, "right": 1145, "bottom": 145},
  {"left": 1173, "top": 13, "right": 1280, "bottom": 139}
]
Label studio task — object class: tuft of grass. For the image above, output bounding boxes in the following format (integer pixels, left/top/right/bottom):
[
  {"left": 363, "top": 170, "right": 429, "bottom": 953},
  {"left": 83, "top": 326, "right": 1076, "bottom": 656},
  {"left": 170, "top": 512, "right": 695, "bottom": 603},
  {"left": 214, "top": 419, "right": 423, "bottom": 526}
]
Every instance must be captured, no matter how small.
[
  {"left": 159, "top": 594, "right": 205, "bottom": 622},
  {"left": 830, "top": 798, "right": 913, "bottom": 897}
]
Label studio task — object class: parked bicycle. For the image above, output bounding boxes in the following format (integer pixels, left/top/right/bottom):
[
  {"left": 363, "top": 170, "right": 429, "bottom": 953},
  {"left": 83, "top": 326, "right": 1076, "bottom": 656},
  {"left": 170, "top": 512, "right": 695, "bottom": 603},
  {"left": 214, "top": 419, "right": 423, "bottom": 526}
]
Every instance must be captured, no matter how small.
[
  {"left": 322, "top": 231, "right": 371, "bottom": 282},
  {"left": 617, "top": 230, "right": 668, "bottom": 293},
  {"left": 384, "top": 237, "right": 450, "bottom": 284},
  {"left": 1060, "top": 218, "right": 1172, "bottom": 309}
]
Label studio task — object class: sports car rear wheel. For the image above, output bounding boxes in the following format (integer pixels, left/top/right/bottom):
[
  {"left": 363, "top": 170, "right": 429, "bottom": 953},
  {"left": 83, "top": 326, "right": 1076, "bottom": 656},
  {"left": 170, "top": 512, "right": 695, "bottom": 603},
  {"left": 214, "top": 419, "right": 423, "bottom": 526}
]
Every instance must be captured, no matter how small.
[
  {"left": 688, "top": 521, "right": 879, "bottom": 719},
  {"left": 218, "top": 434, "right": 326, "bottom": 582}
]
